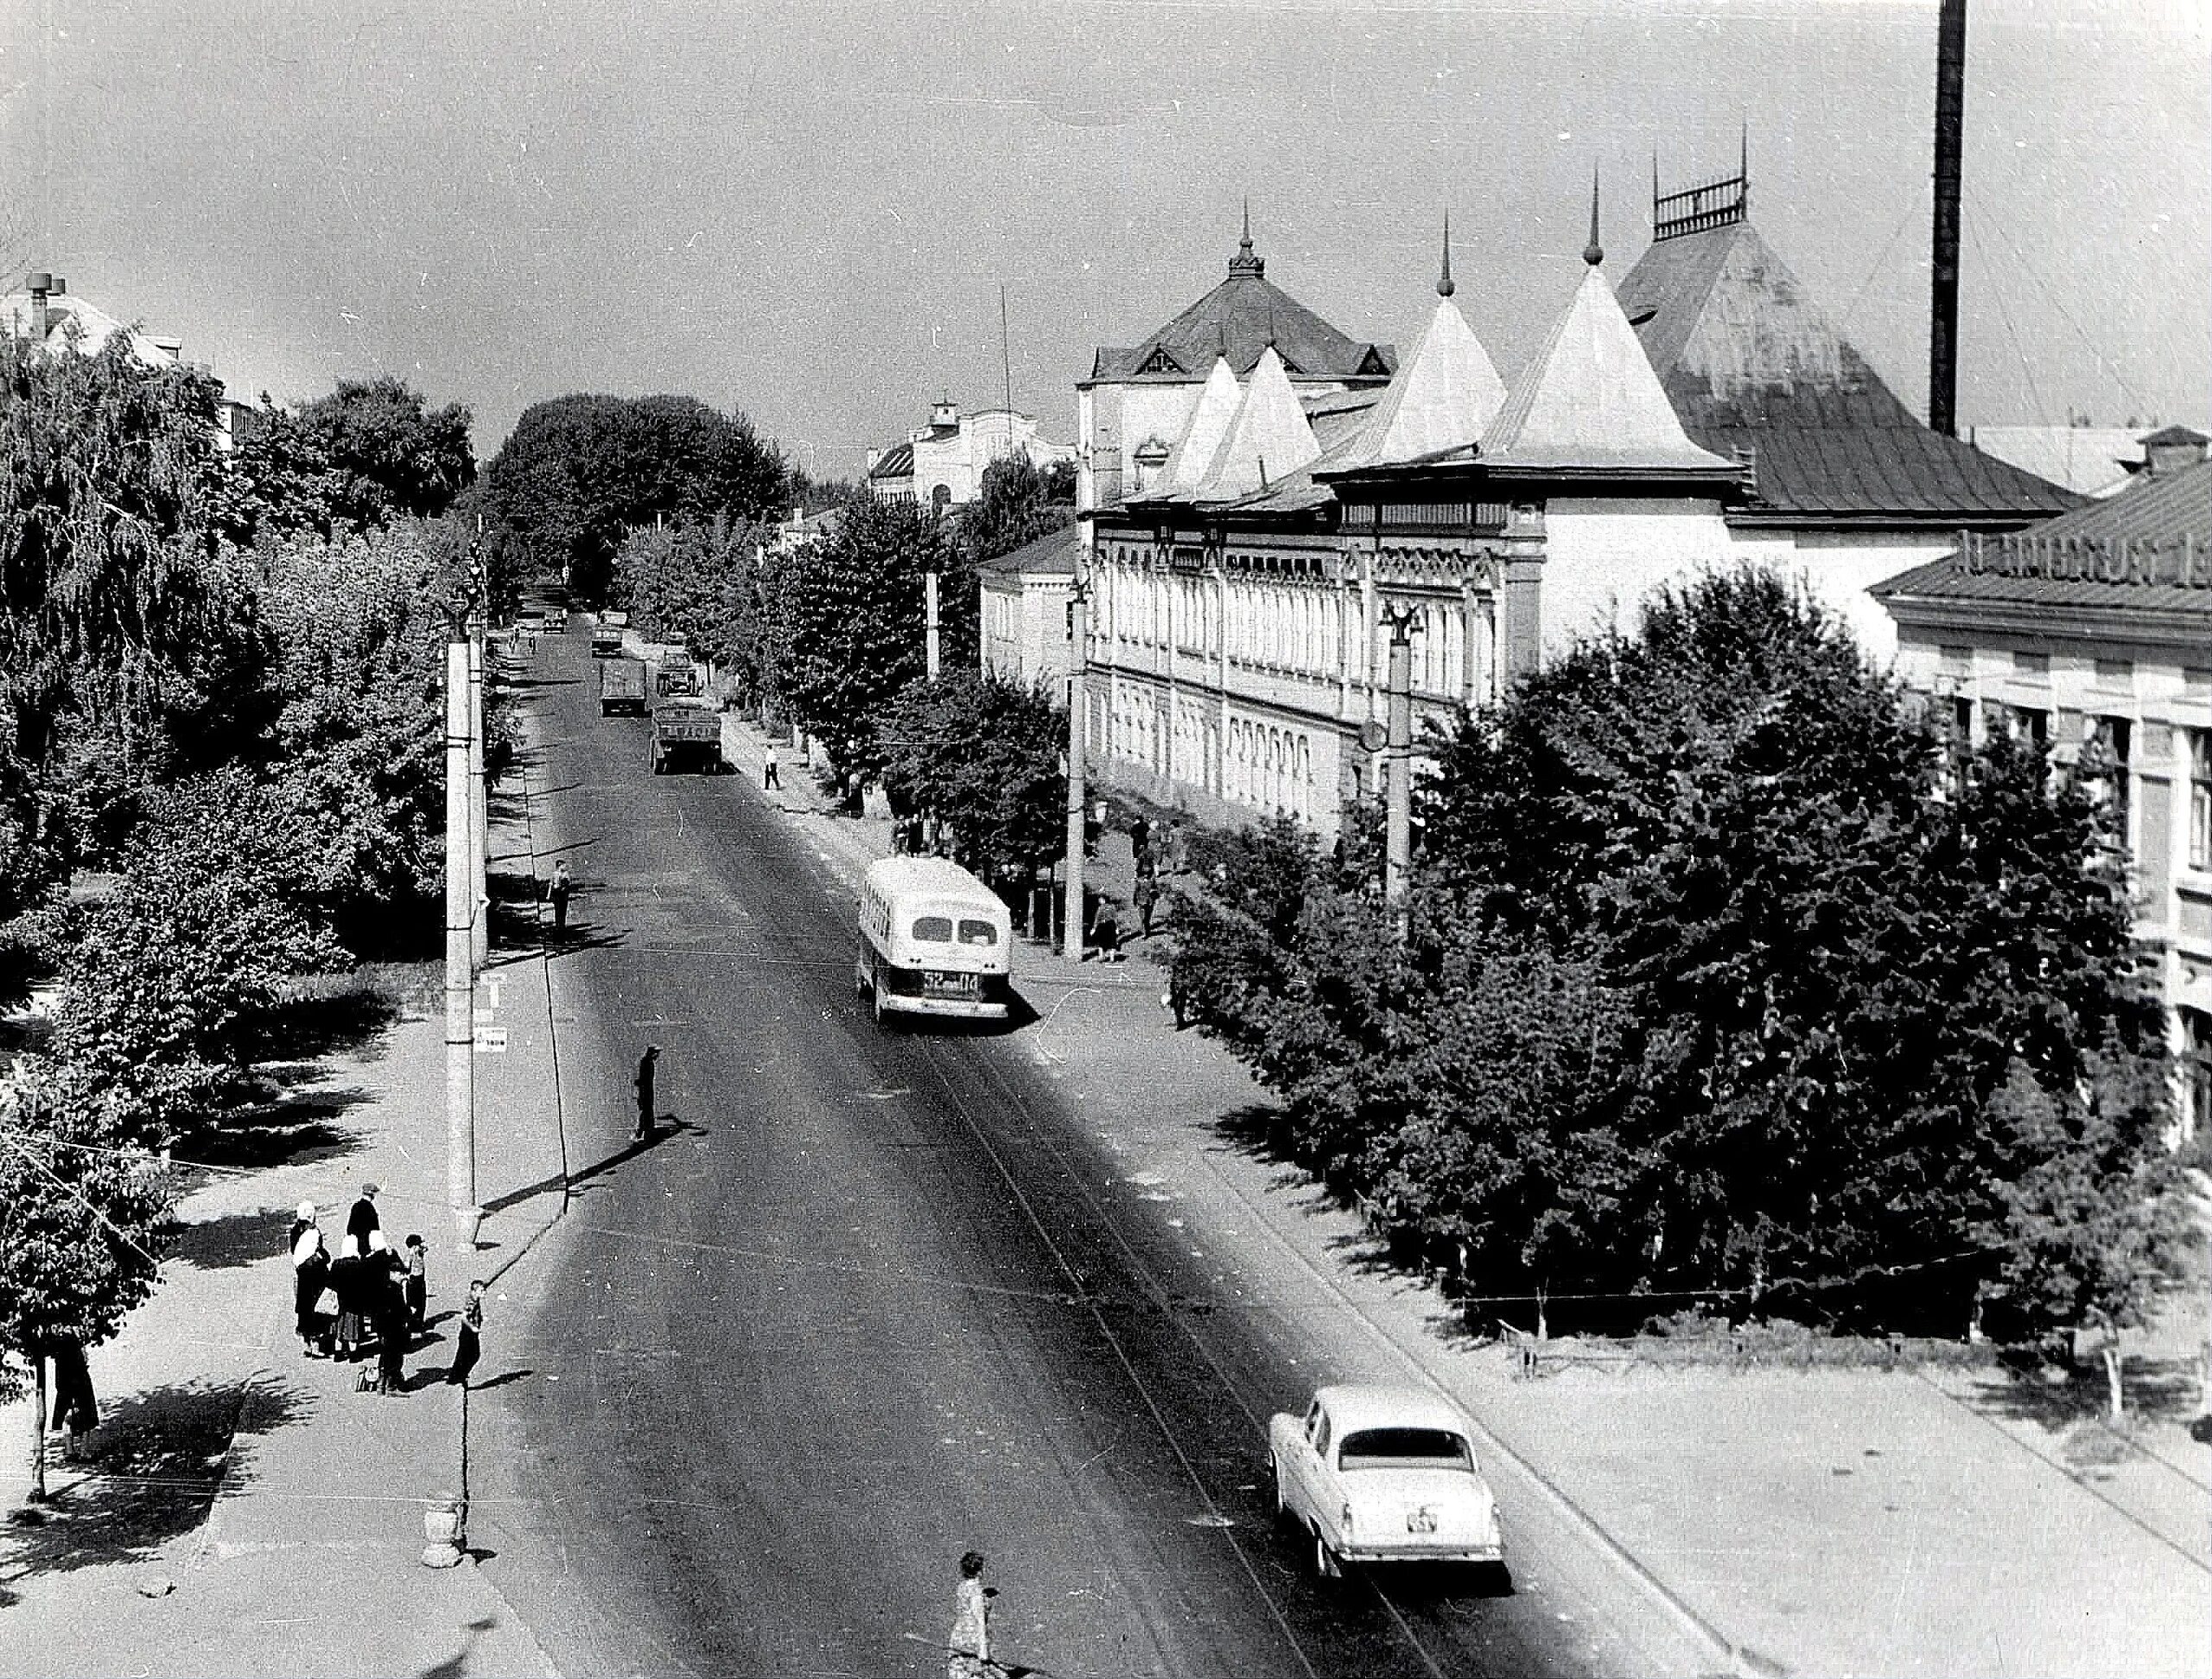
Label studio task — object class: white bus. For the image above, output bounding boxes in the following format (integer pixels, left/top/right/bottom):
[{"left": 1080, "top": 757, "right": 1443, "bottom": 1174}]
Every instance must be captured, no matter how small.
[{"left": 855, "top": 856, "right": 1014, "bottom": 1024}]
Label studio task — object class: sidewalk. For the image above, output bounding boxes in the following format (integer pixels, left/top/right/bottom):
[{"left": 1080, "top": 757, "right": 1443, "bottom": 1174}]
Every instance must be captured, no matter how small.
[
  {"left": 0, "top": 662, "right": 570, "bottom": 1678},
  {"left": 720, "top": 721, "right": 2212, "bottom": 1679}
]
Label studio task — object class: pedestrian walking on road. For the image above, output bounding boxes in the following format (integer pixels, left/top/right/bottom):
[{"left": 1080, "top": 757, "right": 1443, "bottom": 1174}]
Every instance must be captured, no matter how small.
[
  {"left": 1133, "top": 874, "right": 1158, "bottom": 940},
  {"left": 634, "top": 1045, "right": 659, "bottom": 1143},
  {"left": 1089, "top": 900, "right": 1122, "bottom": 963},
  {"left": 948, "top": 1551, "right": 994, "bottom": 1679},
  {"left": 446, "top": 1280, "right": 486, "bottom": 1388},
  {"left": 345, "top": 1181, "right": 381, "bottom": 1254},
  {"left": 48, "top": 1339, "right": 98, "bottom": 1462},
  {"left": 549, "top": 860, "right": 573, "bottom": 932},
  {"left": 403, "top": 1233, "right": 429, "bottom": 1335},
  {"left": 763, "top": 744, "right": 781, "bottom": 790},
  {"left": 290, "top": 1205, "right": 329, "bottom": 1354}
]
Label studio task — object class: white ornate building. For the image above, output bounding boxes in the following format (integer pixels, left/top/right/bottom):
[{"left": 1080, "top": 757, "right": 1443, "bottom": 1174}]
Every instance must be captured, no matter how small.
[{"left": 867, "top": 399, "right": 1075, "bottom": 514}]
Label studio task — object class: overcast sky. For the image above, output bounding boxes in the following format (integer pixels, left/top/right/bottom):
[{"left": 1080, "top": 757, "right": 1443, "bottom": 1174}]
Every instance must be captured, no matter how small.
[{"left": 4, "top": 0, "right": 2204, "bottom": 479}]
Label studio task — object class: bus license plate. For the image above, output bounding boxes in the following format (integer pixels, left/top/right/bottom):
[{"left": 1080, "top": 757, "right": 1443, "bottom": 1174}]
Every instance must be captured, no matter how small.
[{"left": 923, "top": 970, "right": 979, "bottom": 997}]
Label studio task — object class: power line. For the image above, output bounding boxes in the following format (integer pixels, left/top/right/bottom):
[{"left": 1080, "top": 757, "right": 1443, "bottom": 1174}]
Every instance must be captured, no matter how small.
[{"left": 1964, "top": 204, "right": 2054, "bottom": 432}]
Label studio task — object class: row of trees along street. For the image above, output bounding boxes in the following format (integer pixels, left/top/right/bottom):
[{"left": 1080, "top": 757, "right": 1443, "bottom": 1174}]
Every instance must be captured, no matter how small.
[
  {"left": 1169, "top": 571, "right": 2199, "bottom": 1413},
  {"left": 477, "top": 394, "right": 1077, "bottom": 899},
  {"left": 0, "top": 335, "right": 481, "bottom": 1496}
]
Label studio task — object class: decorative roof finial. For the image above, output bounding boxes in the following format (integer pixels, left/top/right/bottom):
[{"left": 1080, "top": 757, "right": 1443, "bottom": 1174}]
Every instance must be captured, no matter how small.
[
  {"left": 1740, "top": 122, "right": 1750, "bottom": 215},
  {"left": 1438, "top": 211, "right": 1455, "bottom": 298},
  {"left": 1230, "top": 196, "right": 1265, "bottom": 277},
  {"left": 1583, "top": 167, "right": 1604, "bottom": 267}
]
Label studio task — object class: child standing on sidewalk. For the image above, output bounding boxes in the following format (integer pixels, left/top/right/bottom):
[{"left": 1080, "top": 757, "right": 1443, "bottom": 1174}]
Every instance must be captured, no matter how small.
[{"left": 403, "top": 1234, "right": 429, "bottom": 1335}]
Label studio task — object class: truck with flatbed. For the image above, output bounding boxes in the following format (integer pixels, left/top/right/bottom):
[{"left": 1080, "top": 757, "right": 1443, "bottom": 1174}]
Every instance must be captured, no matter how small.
[
  {"left": 650, "top": 696, "right": 724, "bottom": 774},
  {"left": 599, "top": 655, "right": 648, "bottom": 715}
]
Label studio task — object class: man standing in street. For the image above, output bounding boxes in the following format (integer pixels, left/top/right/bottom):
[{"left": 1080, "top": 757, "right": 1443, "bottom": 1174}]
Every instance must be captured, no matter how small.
[
  {"left": 634, "top": 1045, "right": 659, "bottom": 1143},
  {"left": 763, "top": 742, "right": 780, "bottom": 790},
  {"left": 345, "top": 1182, "right": 381, "bottom": 1254},
  {"left": 549, "top": 859, "right": 573, "bottom": 933}
]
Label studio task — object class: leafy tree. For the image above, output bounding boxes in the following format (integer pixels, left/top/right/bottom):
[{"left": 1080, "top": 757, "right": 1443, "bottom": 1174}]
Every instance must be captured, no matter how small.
[
  {"left": 958, "top": 454, "right": 1076, "bottom": 566},
  {"left": 878, "top": 671, "right": 1065, "bottom": 884},
  {"left": 294, "top": 376, "right": 473, "bottom": 522},
  {"left": 780, "top": 494, "right": 956, "bottom": 797},
  {"left": 1177, "top": 569, "right": 2184, "bottom": 1343},
  {"left": 478, "top": 393, "right": 787, "bottom": 601},
  {"left": 0, "top": 1056, "right": 175, "bottom": 1500}
]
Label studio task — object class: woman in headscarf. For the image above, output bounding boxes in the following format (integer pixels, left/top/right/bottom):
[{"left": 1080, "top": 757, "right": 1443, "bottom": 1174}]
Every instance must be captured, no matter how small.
[
  {"left": 329, "top": 1234, "right": 365, "bottom": 1362},
  {"left": 289, "top": 1203, "right": 329, "bottom": 1358},
  {"left": 948, "top": 1551, "right": 993, "bottom": 1679}
]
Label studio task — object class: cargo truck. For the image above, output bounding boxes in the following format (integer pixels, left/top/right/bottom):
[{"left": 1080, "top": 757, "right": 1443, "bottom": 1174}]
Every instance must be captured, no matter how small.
[
  {"left": 650, "top": 697, "right": 724, "bottom": 773},
  {"left": 599, "top": 656, "right": 648, "bottom": 715}
]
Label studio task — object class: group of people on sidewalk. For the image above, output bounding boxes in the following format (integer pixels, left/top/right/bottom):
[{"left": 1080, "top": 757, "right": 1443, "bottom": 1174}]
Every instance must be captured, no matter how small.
[{"left": 287, "top": 1184, "right": 482, "bottom": 1392}]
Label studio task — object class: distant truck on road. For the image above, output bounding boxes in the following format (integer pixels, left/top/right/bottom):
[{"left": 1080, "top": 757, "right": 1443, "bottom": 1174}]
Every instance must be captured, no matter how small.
[
  {"left": 650, "top": 696, "right": 724, "bottom": 774},
  {"left": 652, "top": 658, "right": 703, "bottom": 702},
  {"left": 599, "top": 655, "right": 648, "bottom": 716}
]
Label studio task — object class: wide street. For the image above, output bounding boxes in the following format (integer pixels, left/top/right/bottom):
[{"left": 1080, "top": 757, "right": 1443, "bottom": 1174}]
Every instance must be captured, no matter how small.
[{"left": 465, "top": 626, "right": 1688, "bottom": 1679}]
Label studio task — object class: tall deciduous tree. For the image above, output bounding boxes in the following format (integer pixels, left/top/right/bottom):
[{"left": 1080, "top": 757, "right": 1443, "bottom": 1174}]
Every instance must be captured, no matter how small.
[
  {"left": 293, "top": 376, "right": 474, "bottom": 523},
  {"left": 958, "top": 455, "right": 1075, "bottom": 566},
  {"left": 878, "top": 671, "right": 1065, "bottom": 884}
]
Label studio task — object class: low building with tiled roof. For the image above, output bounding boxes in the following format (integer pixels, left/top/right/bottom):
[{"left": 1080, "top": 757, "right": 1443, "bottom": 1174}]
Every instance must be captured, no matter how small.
[
  {"left": 979, "top": 525, "right": 1081, "bottom": 690},
  {"left": 1078, "top": 210, "right": 1395, "bottom": 514},
  {"left": 1616, "top": 161, "right": 2081, "bottom": 659},
  {"left": 1874, "top": 432, "right": 2212, "bottom": 1135}
]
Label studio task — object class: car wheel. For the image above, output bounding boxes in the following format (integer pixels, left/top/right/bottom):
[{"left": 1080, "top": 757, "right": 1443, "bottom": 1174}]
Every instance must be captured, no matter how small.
[{"left": 1313, "top": 1528, "right": 1343, "bottom": 1580}]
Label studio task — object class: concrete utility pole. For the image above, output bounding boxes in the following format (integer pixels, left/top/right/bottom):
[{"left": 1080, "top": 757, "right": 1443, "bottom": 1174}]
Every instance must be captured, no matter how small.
[
  {"left": 443, "top": 621, "right": 479, "bottom": 1255},
  {"left": 467, "top": 625, "right": 489, "bottom": 970},
  {"left": 1929, "top": 0, "right": 1967, "bottom": 438},
  {"left": 1382, "top": 607, "right": 1416, "bottom": 904},
  {"left": 925, "top": 567, "right": 941, "bottom": 682},
  {"left": 1064, "top": 576, "right": 1090, "bottom": 960}
]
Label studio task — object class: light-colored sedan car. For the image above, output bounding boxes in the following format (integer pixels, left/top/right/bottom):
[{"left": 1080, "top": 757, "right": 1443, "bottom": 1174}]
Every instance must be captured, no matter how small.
[{"left": 1268, "top": 1383, "right": 1504, "bottom": 1578}]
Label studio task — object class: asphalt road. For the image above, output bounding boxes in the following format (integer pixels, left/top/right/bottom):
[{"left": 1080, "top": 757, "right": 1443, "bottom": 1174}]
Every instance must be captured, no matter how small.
[{"left": 471, "top": 629, "right": 1671, "bottom": 1679}]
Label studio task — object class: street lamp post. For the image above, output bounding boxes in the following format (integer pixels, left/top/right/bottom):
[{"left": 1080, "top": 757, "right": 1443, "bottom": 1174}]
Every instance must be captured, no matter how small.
[
  {"left": 1382, "top": 606, "right": 1418, "bottom": 906},
  {"left": 1064, "top": 572, "right": 1090, "bottom": 961},
  {"left": 467, "top": 557, "right": 489, "bottom": 971},
  {"left": 442, "top": 574, "right": 485, "bottom": 1253}
]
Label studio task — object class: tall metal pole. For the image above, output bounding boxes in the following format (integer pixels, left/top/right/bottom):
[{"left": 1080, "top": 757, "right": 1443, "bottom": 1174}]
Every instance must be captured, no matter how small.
[
  {"left": 467, "top": 628, "right": 488, "bottom": 970},
  {"left": 1929, "top": 0, "right": 1967, "bottom": 437},
  {"left": 443, "top": 633, "right": 478, "bottom": 1253},
  {"left": 1383, "top": 610, "right": 1414, "bottom": 904},
  {"left": 925, "top": 568, "right": 941, "bottom": 682},
  {"left": 1064, "top": 580, "right": 1089, "bottom": 960}
]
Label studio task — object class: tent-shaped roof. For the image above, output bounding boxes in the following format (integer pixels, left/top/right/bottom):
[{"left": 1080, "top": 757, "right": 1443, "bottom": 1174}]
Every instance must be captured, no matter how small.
[
  {"left": 1618, "top": 217, "right": 2079, "bottom": 524},
  {"left": 1193, "top": 347, "right": 1322, "bottom": 502},
  {"left": 1350, "top": 294, "right": 1507, "bottom": 470},
  {"left": 1481, "top": 264, "right": 1737, "bottom": 474},
  {"left": 1147, "top": 356, "right": 1243, "bottom": 499},
  {"left": 1087, "top": 224, "right": 1395, "bottom": 388}
]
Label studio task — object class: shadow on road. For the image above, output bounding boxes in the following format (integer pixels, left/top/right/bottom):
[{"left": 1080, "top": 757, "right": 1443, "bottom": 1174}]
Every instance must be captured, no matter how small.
[{"left": 478, "top": 1116, "right": 704, "bottom": 1221}]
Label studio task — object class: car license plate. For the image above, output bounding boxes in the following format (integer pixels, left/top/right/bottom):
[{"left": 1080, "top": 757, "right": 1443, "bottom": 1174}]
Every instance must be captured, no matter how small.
[
  {"left": 1407, "top": 1506, "right": 1438, "bottom": 1535},
  {"left": 924, "top": 970, "right": 979, "bottom": 997}
]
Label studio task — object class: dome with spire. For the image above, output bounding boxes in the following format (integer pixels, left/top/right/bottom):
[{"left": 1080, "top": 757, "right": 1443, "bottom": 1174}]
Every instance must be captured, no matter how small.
[{"left": 1085, "top": 210, "right": 1396, "bottom": 389}]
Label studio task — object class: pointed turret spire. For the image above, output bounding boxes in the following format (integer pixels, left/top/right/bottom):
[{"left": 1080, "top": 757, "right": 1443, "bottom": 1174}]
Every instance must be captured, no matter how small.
[
  {"left": 1437, "top": 211, "right": 1455, "bottom": 298},
  {"left": 1229, "top": 197, "right": 1265, "bottom": 277},
  {"left": 1583, "top": 168, "right": 1604, "bottom": 267},
  {"left": 1739, "top": 122, "right": 1751, "bottom": 215}
]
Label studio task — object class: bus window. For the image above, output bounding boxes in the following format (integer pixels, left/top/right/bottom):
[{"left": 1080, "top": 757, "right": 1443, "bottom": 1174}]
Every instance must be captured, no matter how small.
[
  {"left": 957, "top": 919, "right": 998, "bottom": 947},
  {"left": 912, "top": 916, "right": 954, "bottom": 943}
]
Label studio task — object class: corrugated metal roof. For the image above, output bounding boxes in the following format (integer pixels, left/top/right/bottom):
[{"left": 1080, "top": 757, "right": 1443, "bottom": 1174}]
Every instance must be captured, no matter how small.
[
  {"left": 1872, "top": 460, "right": 2212, "bottom": 615},
  {"left": 1618, "top": 220, "right": 2080, "bottom": 525}
]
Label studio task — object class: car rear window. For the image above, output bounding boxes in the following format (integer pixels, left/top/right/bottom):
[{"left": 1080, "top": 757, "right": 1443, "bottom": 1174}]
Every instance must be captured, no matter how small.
[
  {"left": 912, "top": 916, "right": 953, "bottom": 943},
  {"left": 1338, "top": 1428, "right": 1471, "bottom": 1469},
  {"left": 957, "top": 919, "right": 997, "bottom": 947}
]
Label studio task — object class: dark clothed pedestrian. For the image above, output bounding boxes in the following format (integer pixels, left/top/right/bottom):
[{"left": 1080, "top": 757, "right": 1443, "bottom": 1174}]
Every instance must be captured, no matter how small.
[
  {"left": 290, "top": 1204, "right": 329, "bottom": 1353},
  {"left": 403, "top": 1234, "right": 429, "bottom": 1335},
  {"left": 1090, "top": 901, "right": 1122, "bottom": 963},
  {"left": 345, "top": 1182, "right": 381, "bottom": 1254},
  {"left": 1133, "top": 874, "right": 1159, "bottom": 939},
  {"left": 329, "top": 1235, "right": 366, "bottom": 1360},
  {"left": 373, "top": 1271, "right": 410, "bottom": 1395},
  {"left": 634, "top": 1045, "right": 659, "bottom": 1142},
  {"left": 549, "top": 861, "right": 572, "bottom": 932},
  {"left": 48, "top": 1340, "right": 98, "bottom": 1461},
  {"left": 446, "top": 1281, "right": 486, "bottom": 1388}
]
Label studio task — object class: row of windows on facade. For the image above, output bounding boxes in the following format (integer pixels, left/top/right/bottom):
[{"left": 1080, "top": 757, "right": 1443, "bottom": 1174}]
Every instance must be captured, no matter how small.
[
  {"left": 1939, "top": 646, "right": 2212, "bottom": 691},
  {"left": 1095, "top": 569, "right": 1477, "bottom": 699},
  {"left": 1100, "top": 685, "right": 1321, "bottom": 824}
]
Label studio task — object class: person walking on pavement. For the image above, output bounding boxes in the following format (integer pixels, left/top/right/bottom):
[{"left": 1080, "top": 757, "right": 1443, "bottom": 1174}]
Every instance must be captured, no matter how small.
[
  {"left": 948, "top": 1551, "right": 994, "bottom": 1679},
  {"left": 763, "top": 742, "right": 780, "bottom": 790},
  {"left": 1133, "top": 874, "right": 1158, "bottom": 940},
  {"left": 345, "top": 1181, "right": 381, "bottom": 1254},
  {"left": 48, "top": 1339, "right": 98, "bottom": 1462},
  {"left": 634, "top": 1045, "right": 659, "bottom": 1143},
  {"left": 445, "top": 1279, "right": 486, "bottom": 1388},
  {"left": 549, "top": 860, "right": 573, "bottom": 932}
]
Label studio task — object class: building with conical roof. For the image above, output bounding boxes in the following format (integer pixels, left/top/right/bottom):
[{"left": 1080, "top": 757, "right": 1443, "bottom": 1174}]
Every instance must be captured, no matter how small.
[
  {"left": 1345, "top": 219, "right": 1508, "bottom": 473},
  {"left": 1078, "top": 210, "right": 1395, "bottom": 516},
  {"left": 1617, "top": 157, "right": 2080, "bottom": 658}
]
